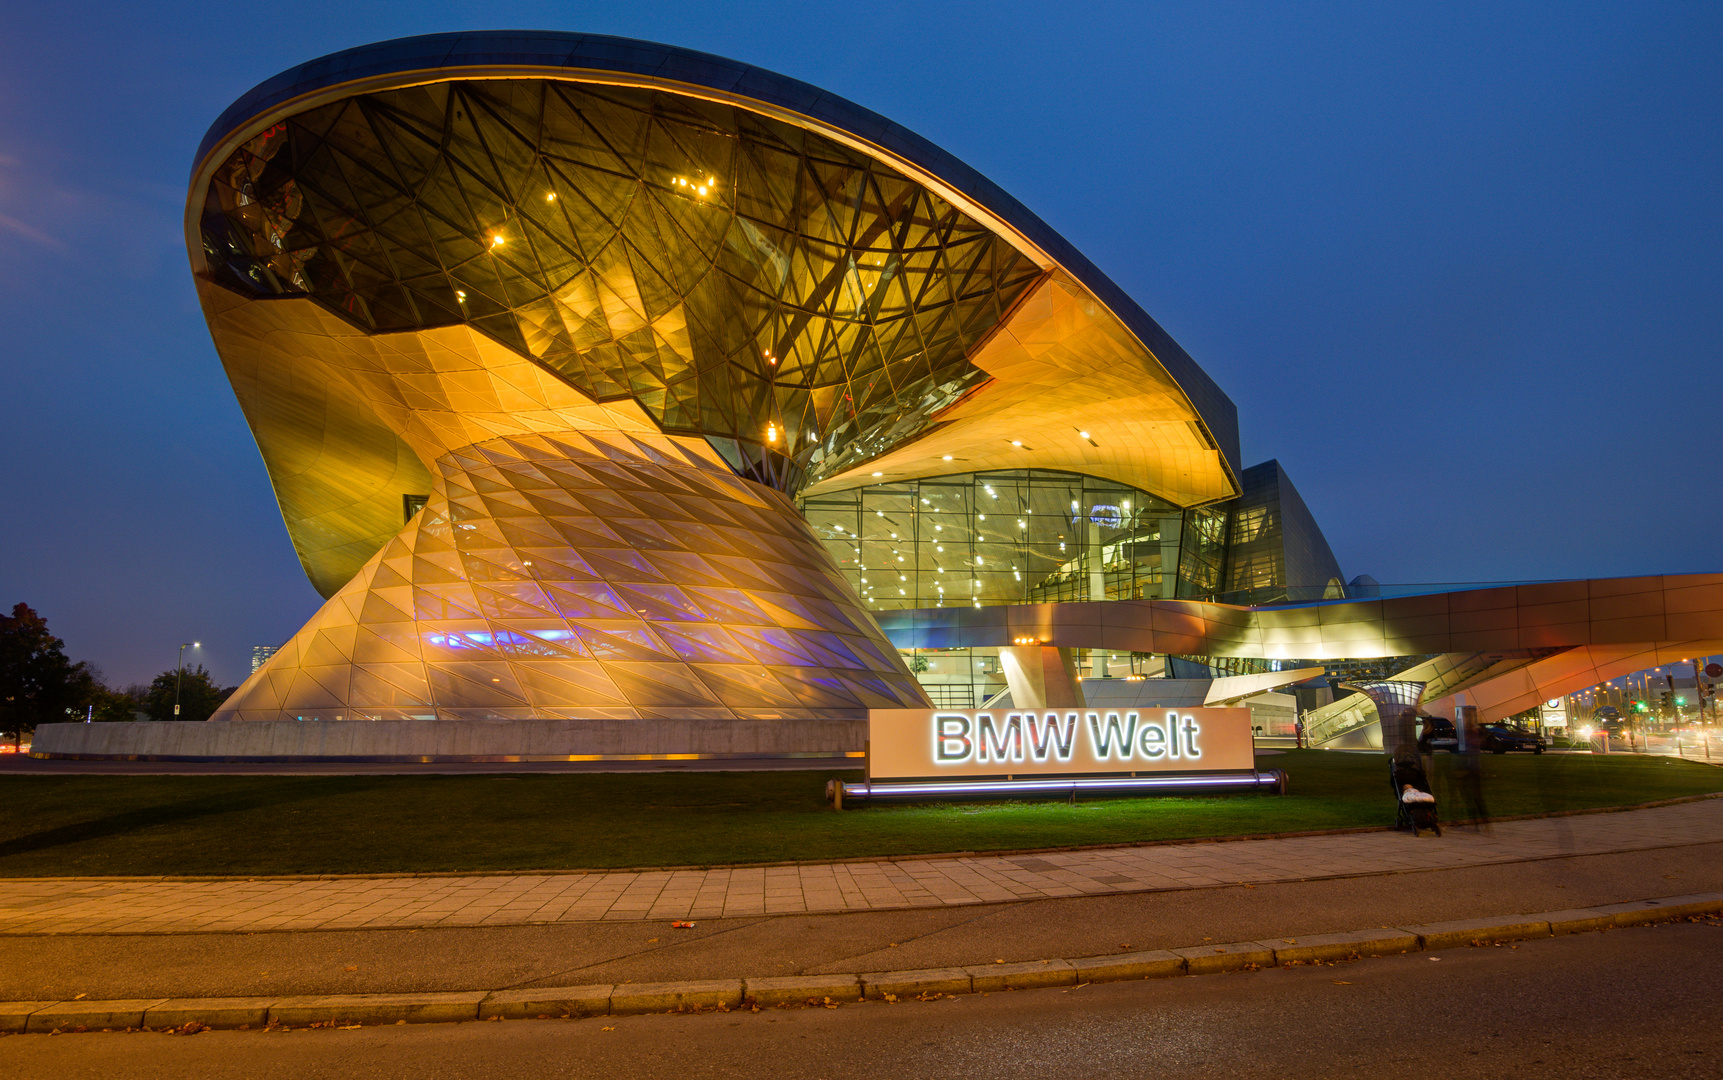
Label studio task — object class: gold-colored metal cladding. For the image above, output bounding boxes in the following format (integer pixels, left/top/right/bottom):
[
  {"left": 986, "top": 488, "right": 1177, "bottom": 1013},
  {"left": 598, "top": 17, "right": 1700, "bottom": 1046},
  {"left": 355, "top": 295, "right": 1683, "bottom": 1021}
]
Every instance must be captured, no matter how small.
[
  {"left": 203, "top": 285, "right": 927, "bottom": 721},
  {"left": 804, "top": 271, "right": 1236, "bottom": 508},
  {"left": 197, "top": 76, "right": 1237, "bottom": 593},
  {"left": 215, "top": 430, "right": 927, "bottom": 722},
  {"left": 199, "top": 78, "right": 1044, "bottom": 498}
]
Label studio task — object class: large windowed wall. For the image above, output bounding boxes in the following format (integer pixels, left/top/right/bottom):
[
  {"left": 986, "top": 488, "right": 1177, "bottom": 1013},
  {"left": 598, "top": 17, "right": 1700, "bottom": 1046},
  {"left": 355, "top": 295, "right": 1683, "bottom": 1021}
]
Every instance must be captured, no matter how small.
[{"left": 798, "top": 469, "right": 1229, "bottom": 611}]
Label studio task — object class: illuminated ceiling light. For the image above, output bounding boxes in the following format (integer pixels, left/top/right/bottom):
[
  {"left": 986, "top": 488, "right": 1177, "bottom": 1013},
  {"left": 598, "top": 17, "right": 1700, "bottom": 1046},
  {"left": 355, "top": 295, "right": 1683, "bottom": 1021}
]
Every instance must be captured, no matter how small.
[
  {"left": 1011, "top": 440, "right": 1022, "bottom": 447},
  {"left": 942, "top": 455, "right": 953, "bottom": 461},
  {"left": 546, "top": 192, "right": 557, "bottom": 201},
  {"left": 456, "top": 290, "right": 467, "bottom": 301},
  {"left": 1079, "top": 430, "right": 1090, "bottom": 439},
  {"left": 767, "top": 424, "right": 777, "bottom": 443},
  {"left": 871, "top": 471, "right": 883, "bottom": 477},
  {"left": 491, "top": 234, "right": 505, "bottom": 247}
]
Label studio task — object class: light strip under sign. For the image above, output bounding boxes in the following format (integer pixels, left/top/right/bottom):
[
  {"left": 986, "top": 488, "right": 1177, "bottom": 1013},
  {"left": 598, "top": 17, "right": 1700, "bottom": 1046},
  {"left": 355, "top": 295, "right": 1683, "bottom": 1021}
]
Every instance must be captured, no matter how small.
[{"left": 840, "top": 770, "right": 1287, "bottom": 803}]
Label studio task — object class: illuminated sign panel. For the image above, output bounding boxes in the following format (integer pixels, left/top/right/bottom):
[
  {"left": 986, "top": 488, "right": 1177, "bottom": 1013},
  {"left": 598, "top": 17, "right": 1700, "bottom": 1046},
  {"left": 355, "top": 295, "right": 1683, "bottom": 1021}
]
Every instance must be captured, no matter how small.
[{"left": 868, "top": 707, "right": 1255, "bottom": 781}]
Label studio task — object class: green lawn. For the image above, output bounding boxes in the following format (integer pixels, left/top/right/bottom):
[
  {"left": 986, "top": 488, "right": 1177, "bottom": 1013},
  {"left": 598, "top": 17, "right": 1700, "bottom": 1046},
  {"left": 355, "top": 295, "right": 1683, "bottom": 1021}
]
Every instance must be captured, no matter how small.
[{"left": 0, "top": 751, "right": 1717, "bottom": 877}]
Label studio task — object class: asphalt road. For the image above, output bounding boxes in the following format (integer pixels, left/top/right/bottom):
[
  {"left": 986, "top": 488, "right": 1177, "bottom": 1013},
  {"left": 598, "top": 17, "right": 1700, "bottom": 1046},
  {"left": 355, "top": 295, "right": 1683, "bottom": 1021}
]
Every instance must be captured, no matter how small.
[{"left": 3, "top": 920, "right": 1717, "bottom": 1079}]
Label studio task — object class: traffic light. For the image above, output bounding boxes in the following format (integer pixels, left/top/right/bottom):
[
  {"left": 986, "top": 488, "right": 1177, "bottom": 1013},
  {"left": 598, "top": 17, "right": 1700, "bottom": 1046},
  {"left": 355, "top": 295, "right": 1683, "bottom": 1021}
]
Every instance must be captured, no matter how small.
[{"left": 1676, "top": 695, "right": 1687, "bottom": 707}]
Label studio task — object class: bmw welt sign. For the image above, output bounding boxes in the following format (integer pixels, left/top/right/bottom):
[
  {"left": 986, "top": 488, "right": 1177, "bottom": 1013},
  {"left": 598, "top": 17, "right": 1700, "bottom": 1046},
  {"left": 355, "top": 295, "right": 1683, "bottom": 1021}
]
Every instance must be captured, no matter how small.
[{"left": 868, "top": 708, "right": 1255, "bottom": 780}]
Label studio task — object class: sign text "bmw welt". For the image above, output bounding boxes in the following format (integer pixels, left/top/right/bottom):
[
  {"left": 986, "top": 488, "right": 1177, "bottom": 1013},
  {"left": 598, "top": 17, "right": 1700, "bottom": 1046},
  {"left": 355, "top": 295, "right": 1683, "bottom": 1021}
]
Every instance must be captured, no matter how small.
[{"left": 867, "top": 707, "right": 1255, "bottom": 780}]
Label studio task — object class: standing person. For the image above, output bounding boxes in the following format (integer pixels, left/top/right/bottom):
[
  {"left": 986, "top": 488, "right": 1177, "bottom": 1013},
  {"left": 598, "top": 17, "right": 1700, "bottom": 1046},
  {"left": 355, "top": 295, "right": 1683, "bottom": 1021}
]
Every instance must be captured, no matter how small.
[
  {"left": 1294, "top": 716, "right": 1306, "bottom": 749},
  {"left": 1454, "top": 705, "right": 1490, "bottom": 829}
]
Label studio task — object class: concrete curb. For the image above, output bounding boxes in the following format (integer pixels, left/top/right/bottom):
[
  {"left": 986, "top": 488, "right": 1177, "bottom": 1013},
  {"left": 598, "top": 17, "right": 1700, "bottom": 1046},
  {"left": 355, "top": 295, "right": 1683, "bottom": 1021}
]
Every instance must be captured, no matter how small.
[{"left": 4, "top": 892, "right": 1718, "bottom": 1035}]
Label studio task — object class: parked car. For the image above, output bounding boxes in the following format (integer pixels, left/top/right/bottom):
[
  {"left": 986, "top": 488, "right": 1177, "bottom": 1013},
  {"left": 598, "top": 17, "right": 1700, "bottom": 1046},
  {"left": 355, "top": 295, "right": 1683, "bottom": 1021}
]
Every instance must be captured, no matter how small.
[{"left": 1481, "top": 723, "right": 1545, "bottom": 754}]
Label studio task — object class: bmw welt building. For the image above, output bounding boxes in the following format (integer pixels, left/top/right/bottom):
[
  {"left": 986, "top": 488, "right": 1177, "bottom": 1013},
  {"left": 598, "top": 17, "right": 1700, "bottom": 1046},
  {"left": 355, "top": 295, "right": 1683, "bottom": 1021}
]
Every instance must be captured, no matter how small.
[{"left": 35, "top": 32, "right": 1723, "bottom": 761}]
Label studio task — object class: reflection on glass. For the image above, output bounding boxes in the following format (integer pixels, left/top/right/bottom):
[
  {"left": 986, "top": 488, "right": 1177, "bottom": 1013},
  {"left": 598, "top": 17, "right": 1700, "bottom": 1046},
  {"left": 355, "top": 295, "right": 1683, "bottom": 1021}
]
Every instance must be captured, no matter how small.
[
  {"left": 199, "top": 79, "right": 1043, "bottom": 495},
  {"left": 799, "top": 469, "right": 1229, "bottom": 610}
]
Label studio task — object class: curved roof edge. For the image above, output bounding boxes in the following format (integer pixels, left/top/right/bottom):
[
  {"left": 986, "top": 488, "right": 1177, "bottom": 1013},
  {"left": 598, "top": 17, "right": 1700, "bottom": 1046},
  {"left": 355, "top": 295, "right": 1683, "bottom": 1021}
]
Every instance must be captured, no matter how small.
[{"left": 195, "top": 30, "right": 1239, "bottom": 477}]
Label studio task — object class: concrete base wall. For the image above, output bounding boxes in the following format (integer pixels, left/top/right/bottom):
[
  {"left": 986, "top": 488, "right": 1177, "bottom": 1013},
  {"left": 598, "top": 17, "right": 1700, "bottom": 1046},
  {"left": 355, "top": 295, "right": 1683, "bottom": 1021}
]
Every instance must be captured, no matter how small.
[{"left": 30, "top": 718, "right": 867, "bottom": 762}]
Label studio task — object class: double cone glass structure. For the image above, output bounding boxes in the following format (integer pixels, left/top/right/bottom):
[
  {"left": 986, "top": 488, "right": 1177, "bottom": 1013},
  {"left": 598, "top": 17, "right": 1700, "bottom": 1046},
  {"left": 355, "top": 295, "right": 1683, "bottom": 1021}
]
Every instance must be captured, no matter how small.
[{"left": 191, "top": 32, "right": 1240, "bottom": 725}]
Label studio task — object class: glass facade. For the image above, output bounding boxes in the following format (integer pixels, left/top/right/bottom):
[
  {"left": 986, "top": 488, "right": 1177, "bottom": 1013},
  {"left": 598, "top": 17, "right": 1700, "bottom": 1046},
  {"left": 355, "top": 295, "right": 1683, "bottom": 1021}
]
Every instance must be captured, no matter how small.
[
  {"left": 200, "top": 78, "right": 1043, "bottom": 495},
  {"left": 1217, "top": 460, "right": 1344, "bottom": 605},
  {"left": 798, "top": 469, "right": 1233, "bottom": 611}
]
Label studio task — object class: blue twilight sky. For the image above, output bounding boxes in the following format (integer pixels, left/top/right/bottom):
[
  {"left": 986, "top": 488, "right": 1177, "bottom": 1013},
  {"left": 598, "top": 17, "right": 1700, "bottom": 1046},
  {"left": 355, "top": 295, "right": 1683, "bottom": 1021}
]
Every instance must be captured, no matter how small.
[{"left": 0, "top": 1, "right": 1719, "bottom": 688}]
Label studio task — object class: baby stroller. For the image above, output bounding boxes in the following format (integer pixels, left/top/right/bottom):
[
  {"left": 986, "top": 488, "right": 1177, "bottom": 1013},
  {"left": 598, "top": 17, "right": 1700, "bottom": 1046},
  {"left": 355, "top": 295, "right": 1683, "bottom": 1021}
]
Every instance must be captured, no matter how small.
[{"left": 1391, "top": 755, "right": 1440, "bottom": 836}]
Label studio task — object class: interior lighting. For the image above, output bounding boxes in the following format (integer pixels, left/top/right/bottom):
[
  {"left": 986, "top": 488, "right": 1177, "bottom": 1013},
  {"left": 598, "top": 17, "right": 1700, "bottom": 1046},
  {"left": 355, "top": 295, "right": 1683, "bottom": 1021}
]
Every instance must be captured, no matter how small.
[
  {"left": 872, "top": 471, "right": 883, "bottom": 477},
  {"left": 456, "top": 290, "right": 467, "bottom": 301},
  {"left": 767, "top": 424, "right": 777, "bottom": 442},
  {"left": 1011, "top": 440, "right": 1022, "bottom": 447},
  {"left": 943, "top": 455, "right": 953, "bottom": 461},
  {"left": 1079, "top": 430, "right": 1090, "bottom": 439},
  {"left": 546, "top": 192, "right": 557, "bottom": 201},
  {"left": 978, "top": 514, "right": 985, "bottom": 520},
  {"left": 491, "top": 234, "right": 505, "bottom": 247}
]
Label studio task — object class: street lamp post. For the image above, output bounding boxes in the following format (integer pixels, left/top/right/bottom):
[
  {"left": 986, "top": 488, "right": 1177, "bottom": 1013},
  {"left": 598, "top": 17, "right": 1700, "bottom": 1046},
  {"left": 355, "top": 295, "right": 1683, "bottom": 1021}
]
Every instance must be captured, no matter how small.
[{"left": 175, "top": 642, "right": 201, "bottom": 717}]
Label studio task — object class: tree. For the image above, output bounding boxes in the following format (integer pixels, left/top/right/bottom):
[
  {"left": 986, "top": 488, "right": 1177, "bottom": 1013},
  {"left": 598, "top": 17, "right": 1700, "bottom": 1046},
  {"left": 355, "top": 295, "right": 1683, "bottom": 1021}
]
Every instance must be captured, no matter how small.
[
  {"left": 142, "top": 665, "right": 236, "bottom": 723},
  {"left": 0, "top": 603, "right": 98, "bottom": 749}
]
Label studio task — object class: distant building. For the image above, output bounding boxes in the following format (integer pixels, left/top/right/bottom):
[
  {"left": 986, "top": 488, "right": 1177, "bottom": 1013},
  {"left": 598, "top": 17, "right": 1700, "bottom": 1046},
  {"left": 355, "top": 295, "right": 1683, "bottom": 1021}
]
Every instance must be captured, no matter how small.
[{"left": 250, "top": 646, "right": 279, "bottom": 674}]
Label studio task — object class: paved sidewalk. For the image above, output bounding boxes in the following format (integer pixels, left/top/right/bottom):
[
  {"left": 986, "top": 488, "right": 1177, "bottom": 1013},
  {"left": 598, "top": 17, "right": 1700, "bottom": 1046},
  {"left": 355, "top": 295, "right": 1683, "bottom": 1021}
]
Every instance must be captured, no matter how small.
[{"left": 2, "top": 798, "right": 1718, "bottom": 936}]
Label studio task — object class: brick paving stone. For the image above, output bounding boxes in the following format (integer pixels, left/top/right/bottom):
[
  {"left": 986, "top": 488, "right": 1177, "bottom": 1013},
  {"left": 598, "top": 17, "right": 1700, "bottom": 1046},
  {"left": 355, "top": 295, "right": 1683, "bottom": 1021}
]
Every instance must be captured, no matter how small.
[{"left": 1, "top": 799, "right": 1718, "bottom": 933}]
